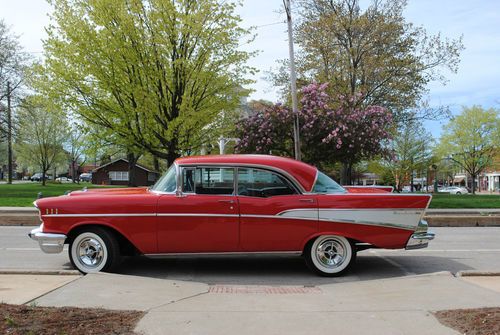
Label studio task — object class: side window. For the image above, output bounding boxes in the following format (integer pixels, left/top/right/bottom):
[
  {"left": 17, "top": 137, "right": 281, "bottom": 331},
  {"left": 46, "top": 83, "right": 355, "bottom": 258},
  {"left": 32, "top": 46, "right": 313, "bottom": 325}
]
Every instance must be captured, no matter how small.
[
  {"left": 183, "top": 167, "right": 235, "bottom": 195},
  {"left": 237, "top": 168, "right": 297, "bottom": 197},
  {"left": 181, "top": 168, "right": 196, "bottom": 193}
]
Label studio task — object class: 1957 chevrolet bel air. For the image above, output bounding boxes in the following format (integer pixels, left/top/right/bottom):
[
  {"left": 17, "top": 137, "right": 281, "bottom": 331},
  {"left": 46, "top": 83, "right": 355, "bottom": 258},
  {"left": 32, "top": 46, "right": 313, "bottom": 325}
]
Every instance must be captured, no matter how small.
[{"left": 29, "top": 155, "right": 434, "bottom": 276}]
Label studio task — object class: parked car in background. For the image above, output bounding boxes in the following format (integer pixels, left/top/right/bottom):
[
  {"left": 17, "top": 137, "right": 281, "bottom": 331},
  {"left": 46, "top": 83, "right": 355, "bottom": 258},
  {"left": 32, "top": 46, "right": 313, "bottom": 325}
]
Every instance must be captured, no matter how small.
[
  {"left": 56, "top": 177, "right": 73, "bottom": 183},
  {"left": 438, "top": 186, "right": 469, "bottom": 194},
  {"left": 30, "top": 173, "right": 49, "bottom": 182},
  {"left": 29, "top": 155, "right": 434, "bottom": 276},
  {"left": 79, "top": 173, "right": 92, "bottom": 182}
]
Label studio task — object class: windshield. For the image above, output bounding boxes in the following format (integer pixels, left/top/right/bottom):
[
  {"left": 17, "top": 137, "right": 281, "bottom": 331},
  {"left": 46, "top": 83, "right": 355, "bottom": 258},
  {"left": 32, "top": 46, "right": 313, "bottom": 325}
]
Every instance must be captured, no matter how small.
[
  {"left": 150, "top": 165, "right": 176, "bottom": 193},
  {"left": 312, "top": 171, "right": 346, "bottom": 194}
]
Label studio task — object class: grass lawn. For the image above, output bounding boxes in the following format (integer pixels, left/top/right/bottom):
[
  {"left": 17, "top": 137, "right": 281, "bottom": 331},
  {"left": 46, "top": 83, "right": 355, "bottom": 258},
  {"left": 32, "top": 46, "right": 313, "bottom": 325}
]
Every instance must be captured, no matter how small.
[
  {"left": 429, "top": 194, "right": 500, "bottom": 209},
  {"left": 0, "top": 182, "right": 124, "bottom": 207}
]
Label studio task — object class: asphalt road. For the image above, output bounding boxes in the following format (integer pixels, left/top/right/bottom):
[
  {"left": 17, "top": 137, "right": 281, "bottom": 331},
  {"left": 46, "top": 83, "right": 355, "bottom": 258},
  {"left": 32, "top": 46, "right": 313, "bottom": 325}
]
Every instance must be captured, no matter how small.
[{"left": 2, "top": 227, "right": 499, "bottom": 285}]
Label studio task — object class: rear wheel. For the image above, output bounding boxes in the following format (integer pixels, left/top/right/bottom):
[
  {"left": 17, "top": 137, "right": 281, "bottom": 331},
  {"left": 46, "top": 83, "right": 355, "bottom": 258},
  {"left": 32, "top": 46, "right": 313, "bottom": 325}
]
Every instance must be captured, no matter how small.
[
  {"left": 304, "top": 235, "right": 356, "bottom": 276},
  {"left": 69, "top": 227, "right": 121, "bottom": 274}
]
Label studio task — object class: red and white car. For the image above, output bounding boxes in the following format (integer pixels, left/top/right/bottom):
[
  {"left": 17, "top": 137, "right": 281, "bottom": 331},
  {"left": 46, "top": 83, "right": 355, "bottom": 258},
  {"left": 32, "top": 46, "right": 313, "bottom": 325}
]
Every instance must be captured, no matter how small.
[{"left": 29, "top": 155, "right": 434, "bottom": 276}]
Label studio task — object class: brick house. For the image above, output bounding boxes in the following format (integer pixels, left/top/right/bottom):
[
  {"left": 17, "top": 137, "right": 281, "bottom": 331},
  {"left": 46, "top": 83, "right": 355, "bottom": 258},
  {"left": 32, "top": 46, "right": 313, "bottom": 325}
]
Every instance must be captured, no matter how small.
[{"left": 91, "top": 158, "right": 159, "bottom": 186}]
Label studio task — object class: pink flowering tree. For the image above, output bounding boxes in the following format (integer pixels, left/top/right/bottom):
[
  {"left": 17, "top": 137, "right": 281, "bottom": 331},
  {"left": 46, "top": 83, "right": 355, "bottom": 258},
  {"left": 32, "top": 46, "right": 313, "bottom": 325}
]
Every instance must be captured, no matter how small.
[{"left": 235, "top": 83, "right": 394, "bottom": 184}]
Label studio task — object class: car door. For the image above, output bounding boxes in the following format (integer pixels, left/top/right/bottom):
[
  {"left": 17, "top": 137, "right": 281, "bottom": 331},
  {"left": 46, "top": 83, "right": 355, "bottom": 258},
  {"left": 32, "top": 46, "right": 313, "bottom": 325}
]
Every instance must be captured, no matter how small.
[
  {"left": 156, "top": 166, "right": 239, "bottom": 253},
  {"left": 237, "top": 167, "right": 318, "bottom": 252}
]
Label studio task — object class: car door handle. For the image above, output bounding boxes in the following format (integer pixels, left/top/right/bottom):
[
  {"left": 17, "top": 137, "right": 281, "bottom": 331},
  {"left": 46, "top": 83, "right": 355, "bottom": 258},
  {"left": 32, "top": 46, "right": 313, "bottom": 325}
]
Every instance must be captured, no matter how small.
[
  {"left": 299, "top": 198, "right": 314, "bottom": 203},
  {"left": 218, "top": 199, "right": 235, "bottom": 204}
]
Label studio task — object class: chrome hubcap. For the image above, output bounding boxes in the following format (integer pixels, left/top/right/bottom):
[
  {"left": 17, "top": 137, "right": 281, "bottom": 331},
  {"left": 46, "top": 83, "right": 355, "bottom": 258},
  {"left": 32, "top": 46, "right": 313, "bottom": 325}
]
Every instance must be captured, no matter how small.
[
  {"left": 77, "top": 238, "right": 104, "bottom": 268},
  {"left": 316, "top": 239, "right": 346, "bottom": 268}
]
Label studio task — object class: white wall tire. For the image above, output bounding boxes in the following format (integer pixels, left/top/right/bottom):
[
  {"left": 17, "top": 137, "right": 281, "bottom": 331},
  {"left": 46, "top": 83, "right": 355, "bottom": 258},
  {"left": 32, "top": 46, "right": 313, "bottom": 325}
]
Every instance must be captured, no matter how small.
[
  {"left": 69, "top": 227, "right": 121, "bottom": 274},
  {"left": 305, "top": 235, "right": 356, "bottom": 276}
]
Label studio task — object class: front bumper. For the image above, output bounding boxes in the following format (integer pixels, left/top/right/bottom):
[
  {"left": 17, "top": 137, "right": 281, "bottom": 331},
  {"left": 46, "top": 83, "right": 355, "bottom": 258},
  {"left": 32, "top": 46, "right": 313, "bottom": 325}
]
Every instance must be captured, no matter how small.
[
  {"left": 405, "top": 220, "right": 435, "bottom": 250},
  {"left": 28, "top": 226, "right": 66, "bottom": 254}
]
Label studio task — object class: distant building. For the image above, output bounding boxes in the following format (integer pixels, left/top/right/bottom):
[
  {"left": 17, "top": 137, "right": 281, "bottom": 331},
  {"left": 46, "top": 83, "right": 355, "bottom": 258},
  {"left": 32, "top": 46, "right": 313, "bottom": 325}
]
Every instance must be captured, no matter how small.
[
  {"left": 483, "top": 154, "right": 500, "bottom": 192},
  {"left": 91, "top": 158, "right": 159, "bottom": 186}
]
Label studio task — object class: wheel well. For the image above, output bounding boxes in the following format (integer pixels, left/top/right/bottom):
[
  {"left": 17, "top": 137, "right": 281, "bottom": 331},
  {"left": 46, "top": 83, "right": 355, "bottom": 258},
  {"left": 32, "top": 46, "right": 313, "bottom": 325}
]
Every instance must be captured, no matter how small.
[{"left": 66, "top": 224, "right": 139, "bottom": 256}]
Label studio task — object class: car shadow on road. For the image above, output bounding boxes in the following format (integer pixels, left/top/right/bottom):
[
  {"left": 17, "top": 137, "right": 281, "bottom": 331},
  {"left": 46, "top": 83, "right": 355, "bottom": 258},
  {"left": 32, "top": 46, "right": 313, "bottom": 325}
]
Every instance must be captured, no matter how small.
[{"left": 114, "top": 252, "right": 474, "bottom": 286}]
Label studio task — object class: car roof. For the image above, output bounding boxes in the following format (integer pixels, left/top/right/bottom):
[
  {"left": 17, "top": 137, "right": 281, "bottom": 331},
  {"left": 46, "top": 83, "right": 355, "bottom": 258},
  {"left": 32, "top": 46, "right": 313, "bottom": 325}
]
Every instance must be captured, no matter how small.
[{"left": 175, "top": 154, "right": 318, "bottom": 192}]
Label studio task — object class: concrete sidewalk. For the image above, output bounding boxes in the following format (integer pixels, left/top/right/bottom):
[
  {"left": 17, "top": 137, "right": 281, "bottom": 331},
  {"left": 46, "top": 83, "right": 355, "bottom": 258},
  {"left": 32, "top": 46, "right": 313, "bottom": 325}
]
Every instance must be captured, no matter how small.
[
  {"left": 6, "top": 271, "right": 495, "bottom": 335},
  {"left": 0, "top": 274, "right": 80, "bottom": 304}
]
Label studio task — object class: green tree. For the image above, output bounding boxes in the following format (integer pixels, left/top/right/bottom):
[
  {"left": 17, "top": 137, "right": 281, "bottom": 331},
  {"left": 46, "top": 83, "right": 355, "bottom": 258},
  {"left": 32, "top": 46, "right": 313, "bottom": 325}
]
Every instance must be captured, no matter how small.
[
  {"left": 0, "top": 19, "right": 30, "bottom": 102},
  {"left": 273, "top": 0, "right": 463, "bottom": 122},
  {"left": 439, "top": 106, "right": 500, "bottom": 194},
  {"left": 374, "top": 118, "right": 433, "bottom": 191},
  {"left": 35, "top": 0, "right": 255, "bottom": 167},
  {"left": 15, "top": 96, "right": 68, "bottom": 186}
]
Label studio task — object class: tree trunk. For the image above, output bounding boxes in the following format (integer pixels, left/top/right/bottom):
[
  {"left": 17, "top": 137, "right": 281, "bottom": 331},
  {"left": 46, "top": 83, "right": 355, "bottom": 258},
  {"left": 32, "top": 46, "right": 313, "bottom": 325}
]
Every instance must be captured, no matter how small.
[
  {"left": 153, "top": 156, "right": 160, "bottom": 172},
  {"left": 42, "top": 169, "right": 47, "bottom": 186},
  {"left": 341, "top": 161, "right": 353, "bottom": 185},
  {"left": 127, "top": 152, "right": 138, "bottom": 187},
  {"left": 166, "top": 151, "right": 180, "bottom": 168},
  {"left": 471, "top": 173, "right": 476, "bottom": 195}
]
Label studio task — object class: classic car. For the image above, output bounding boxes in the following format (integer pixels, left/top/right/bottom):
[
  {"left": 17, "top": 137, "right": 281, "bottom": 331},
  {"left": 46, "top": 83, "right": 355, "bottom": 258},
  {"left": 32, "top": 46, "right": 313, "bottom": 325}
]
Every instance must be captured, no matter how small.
[{"left": 29, "top": 155, "right": 435, "bottom": 276}]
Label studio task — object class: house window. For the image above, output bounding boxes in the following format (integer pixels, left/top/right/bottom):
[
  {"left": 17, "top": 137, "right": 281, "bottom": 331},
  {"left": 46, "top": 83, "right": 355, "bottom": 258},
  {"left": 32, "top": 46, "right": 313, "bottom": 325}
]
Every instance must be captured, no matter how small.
[
  {"left": 148, "top": 172, "right": 157, "bottom": 182},
  {"left": 109, "top": 171, "right": 128, "bottom": 181}
]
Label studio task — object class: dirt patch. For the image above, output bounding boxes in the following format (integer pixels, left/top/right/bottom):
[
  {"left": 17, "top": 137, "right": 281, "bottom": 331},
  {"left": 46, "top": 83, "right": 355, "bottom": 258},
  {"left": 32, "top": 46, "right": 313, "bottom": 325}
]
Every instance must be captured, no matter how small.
[
  {"left": 434, "top": 307, "right": 500, "bottom": 335},
  {"left": 1, "top": 303, "right": 144, "bottom": 335}
]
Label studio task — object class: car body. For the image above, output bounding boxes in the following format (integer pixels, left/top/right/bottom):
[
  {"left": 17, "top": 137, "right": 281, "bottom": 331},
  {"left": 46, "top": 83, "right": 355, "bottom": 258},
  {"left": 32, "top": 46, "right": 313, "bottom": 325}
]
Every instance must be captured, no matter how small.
[
  {"left": 55, "top": 177, "right": 73, "bottom": 183},
  {"left": 438, "top": 186, "right": 469, "bottom": 195},
  {"left": 79, "top": 173, "right": 92, "bottom": 182},
  {"left": 30, "top": 173, "right": 49, "bottom": 182},
  {"left": 29, "top": 155, "right": 434, "bottom": 276}
]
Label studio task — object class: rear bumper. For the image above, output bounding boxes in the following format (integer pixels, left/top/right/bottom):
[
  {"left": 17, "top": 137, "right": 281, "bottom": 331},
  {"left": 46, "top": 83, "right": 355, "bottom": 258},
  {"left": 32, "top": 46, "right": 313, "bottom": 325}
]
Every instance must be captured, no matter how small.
[
  {"left": 28, "top": 226, "right": 66, "bottom": 254},
  {"left": 405, "top": 220, "right": 435, "bottom": 250}
]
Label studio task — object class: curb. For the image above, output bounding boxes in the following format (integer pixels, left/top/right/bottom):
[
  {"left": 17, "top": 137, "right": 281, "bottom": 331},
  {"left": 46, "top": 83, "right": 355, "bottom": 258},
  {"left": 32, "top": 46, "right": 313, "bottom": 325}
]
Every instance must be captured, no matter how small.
[
  {"left": 456, "top": 270, "right": 500, "bottom": 277},
  {"left": 0, "top": 270, "right": 81, "bottom": 276}
]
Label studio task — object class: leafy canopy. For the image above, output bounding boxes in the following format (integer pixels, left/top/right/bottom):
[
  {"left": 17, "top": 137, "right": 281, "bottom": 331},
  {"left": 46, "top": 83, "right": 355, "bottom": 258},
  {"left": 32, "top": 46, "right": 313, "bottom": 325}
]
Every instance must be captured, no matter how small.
[
  {"left": 35, "top": 0, "right": 256, "bottom": 165},
  {"left": 438, "top": 106, "right": 500, "bottom": 193},
  {"left": 273, "top": 0, "right": 463, "bottom": 122},
  {"left": 235, "top": 83, "right": 393, "bottom": 169}
]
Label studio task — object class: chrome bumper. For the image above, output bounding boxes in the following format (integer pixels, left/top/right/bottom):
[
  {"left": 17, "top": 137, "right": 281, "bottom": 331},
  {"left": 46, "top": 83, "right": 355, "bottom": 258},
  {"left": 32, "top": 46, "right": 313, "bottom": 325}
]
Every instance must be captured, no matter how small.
[
  {"left": 28, "top": 226, "right": 66, "bottom": 254},
  {"left": 406, "top": 220, "right": 435, "bottom": 250}
]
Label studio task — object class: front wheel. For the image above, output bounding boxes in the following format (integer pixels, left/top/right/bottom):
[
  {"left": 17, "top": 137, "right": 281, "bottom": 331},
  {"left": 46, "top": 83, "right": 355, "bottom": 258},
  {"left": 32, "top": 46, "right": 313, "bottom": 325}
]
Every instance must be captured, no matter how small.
[
  {"left": 304, "top": 235, "right": 356, "bottom": 276},
  {"left": 69, "top": 227, "right": 121, "bottom": 274}
]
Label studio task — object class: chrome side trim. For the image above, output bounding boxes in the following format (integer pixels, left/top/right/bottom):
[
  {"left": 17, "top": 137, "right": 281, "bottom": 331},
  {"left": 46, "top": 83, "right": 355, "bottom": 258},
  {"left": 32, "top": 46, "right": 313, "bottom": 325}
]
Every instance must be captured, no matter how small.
[
  {"left": 28, "top": 226, "right": 66, "bottom": 254},
  {"left": 145, "top": 251, "right": 302, "bottom": 258},
  {"left": 41, "top": 211, "right": 420, "bottom": 231},
  {"left": 157, "top": 213, "right": 240, "bottom": 218},
  {"left": 42, "top": 213, "right": 157, "bottom": 218},
  {"left": 241, "top": 214, "right": 318, "bottom": 221},
  {"left": 276, "top": 208, "right": 426, "bottom": 215}
]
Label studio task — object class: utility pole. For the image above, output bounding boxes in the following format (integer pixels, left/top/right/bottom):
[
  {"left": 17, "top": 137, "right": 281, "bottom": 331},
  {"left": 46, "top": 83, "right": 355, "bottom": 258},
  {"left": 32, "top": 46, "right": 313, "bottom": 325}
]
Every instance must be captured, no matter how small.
[
  {"left": 6, "top": 81, "right": 13, "bottom": 184},
  {"left": 284, "top": 0, "right": 301, "bottom": 161}
]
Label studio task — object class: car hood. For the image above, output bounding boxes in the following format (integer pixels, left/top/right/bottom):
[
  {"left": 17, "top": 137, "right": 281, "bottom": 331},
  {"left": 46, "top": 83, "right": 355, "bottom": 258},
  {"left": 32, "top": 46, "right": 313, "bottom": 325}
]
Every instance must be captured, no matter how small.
[
  {"left": 68, "top": 187, "right": 150, "bottom": 197},
  {"left": 34, "top": 187, "right": 157, "bottom": 215}
]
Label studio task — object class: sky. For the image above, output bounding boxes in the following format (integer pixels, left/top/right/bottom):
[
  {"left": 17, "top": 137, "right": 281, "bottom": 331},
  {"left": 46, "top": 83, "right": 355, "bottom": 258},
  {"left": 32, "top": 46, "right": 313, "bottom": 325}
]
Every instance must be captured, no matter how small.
[{"left": 1, "top": 0, "right": 499, "bottom": 138}]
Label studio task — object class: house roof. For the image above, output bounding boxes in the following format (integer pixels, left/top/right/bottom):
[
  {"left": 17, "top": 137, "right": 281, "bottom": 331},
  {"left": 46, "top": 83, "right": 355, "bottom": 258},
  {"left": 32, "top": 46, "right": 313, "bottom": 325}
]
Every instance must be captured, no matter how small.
[{"left": 93, "top": 158, "right": 157, "bottom": 173}]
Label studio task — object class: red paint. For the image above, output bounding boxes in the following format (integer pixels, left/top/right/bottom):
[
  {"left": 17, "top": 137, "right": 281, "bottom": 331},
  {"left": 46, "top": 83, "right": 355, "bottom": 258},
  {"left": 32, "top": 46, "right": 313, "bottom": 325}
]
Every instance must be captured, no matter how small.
[
  {"left": 238, "top": 195, "right": 318, "bottom": 251},
  {"left": 35, "top": 155, "right": 432, "bottom": 255}
]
